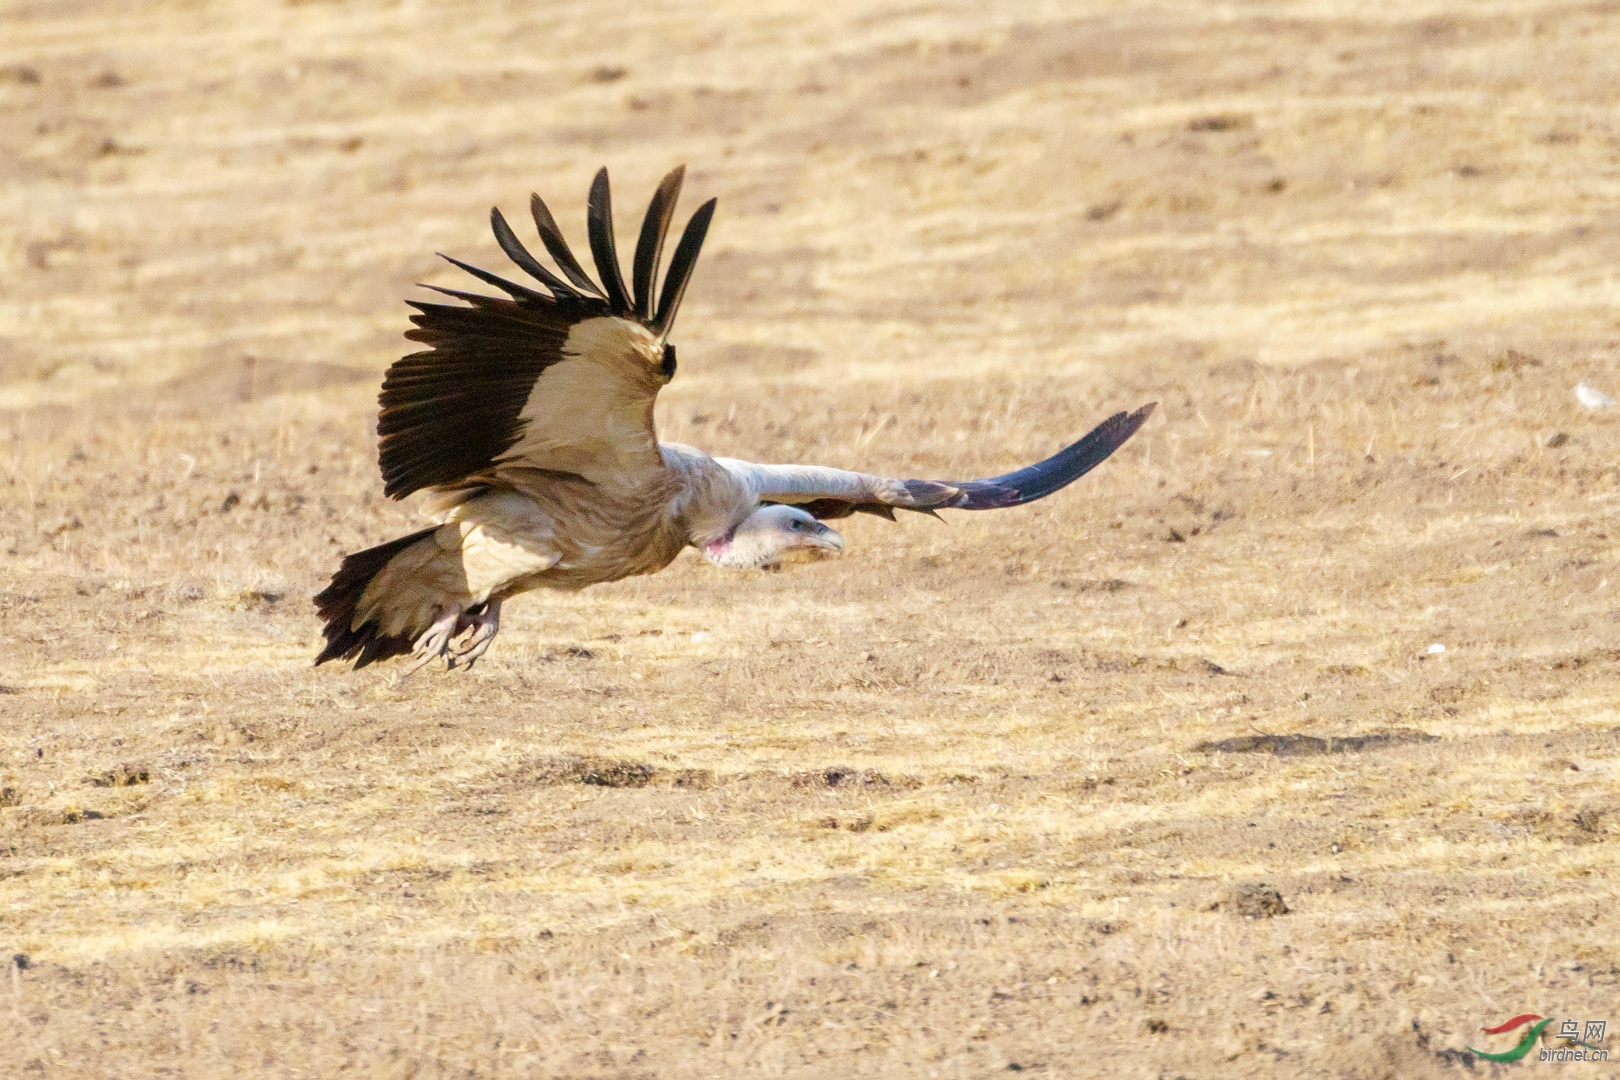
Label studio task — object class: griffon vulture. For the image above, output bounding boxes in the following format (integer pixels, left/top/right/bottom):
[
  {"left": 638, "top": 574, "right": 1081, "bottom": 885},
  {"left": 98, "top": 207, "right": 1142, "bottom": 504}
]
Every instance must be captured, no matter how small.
[{"left": 315, "top": 167, "right": 1154, "bottom": 670}]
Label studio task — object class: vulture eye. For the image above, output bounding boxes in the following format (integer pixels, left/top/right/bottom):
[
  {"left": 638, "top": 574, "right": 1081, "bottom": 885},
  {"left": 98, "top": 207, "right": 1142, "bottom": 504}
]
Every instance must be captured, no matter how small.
[{"left": 660, "top": 343, "right": 677, "bottom": 380}]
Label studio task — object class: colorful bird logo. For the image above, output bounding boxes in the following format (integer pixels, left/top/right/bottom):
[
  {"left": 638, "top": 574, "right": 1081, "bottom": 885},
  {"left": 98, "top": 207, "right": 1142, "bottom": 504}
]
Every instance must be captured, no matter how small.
[{"left": 1468, "top": 1014, "right": 1552, "bottom": 1062}]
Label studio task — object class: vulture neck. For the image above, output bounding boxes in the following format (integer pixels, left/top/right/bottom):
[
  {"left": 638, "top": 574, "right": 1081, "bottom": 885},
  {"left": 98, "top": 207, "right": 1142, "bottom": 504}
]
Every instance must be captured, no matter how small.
[{"left": 701, "top": 530, "right": 774, "bottom": 570}]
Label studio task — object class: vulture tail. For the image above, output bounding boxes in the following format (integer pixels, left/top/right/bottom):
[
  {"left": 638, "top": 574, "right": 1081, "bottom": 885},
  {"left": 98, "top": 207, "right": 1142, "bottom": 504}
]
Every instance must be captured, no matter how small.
[{"left": 314, "top": 527, "right": 438, "bottom": 669}]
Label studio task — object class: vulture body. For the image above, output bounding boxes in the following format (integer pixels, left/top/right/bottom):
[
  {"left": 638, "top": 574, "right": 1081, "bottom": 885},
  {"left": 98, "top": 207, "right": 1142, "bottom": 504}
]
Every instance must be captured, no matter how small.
[{"left": 315, "top": 167, "right": 1155, "bottom": 670}]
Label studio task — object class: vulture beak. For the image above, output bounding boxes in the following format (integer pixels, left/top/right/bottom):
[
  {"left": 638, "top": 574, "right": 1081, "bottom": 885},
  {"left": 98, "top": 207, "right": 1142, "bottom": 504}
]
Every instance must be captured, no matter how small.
[{"left": 812, "top": 523, "right": 845, "bottom": 556}]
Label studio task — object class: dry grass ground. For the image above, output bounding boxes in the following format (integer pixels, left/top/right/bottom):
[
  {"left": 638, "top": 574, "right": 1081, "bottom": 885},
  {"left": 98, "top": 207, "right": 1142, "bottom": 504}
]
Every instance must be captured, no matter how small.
[{"left": 3, "top": 1, "right": 1620, "bottom": 1076}]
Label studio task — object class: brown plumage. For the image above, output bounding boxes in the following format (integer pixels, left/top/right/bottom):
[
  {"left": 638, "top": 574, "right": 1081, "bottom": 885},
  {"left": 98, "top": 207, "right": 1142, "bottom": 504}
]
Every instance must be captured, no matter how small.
[{"left": 314, "top": 167, "right": 1154, "bottom": 671}]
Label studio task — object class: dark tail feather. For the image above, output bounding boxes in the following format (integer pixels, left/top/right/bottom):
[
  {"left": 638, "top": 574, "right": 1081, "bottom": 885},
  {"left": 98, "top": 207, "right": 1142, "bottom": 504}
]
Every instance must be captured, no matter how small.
[{"left": 313, "top": 527, "right": 437, "bottom": 668}]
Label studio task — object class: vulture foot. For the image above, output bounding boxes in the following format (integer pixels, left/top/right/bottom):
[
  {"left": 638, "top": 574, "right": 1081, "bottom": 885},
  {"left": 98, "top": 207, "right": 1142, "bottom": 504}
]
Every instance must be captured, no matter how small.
[
  {"left": 447, "top": 600, "right": 502, "bottom": 670},
  {"left": 400, "top": 602, "right": 503, "bottom": 676},
  {"left": 401, "top": 606, "right": 467, "bottom": 677}
]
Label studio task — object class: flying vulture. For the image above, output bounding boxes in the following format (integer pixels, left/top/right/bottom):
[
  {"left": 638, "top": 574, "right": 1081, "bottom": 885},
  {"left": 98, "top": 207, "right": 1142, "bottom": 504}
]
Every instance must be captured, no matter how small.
[{"left": 314, "top": 167, "right": 1155, "bottom": 670}]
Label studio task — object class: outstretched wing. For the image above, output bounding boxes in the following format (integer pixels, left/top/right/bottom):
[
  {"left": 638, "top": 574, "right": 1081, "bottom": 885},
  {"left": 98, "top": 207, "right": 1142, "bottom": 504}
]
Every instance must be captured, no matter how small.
[
  {"left": 377, "top": 166, "right": 718, "bottom": 499},
  {"left": 718, "top": 404, "right": 1154, "bottom": 520}
]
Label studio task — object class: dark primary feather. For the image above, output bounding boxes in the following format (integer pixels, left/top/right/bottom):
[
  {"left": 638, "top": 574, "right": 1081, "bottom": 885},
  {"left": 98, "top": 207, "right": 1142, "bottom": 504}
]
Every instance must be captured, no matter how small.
[
  {"left": 436, "top": 254, "right": 553, "bottom": 307},
  {"left": 651, "top": 197, "right": 717, "bottom": 337},
  {"left": 587, "top": 168, "right": 633, "bottom": 314},
  {"left": 632, "top": 166, "right": 685, "bottom": 321},
  {"left": 530, "top": 192, "right": 604, "bottom": 298},
  {"left": 943, "top": 403, "right": 1156, "bottom": 509},
  {"left": 490, "top": 207, "right": 583, "bottom": 301}
]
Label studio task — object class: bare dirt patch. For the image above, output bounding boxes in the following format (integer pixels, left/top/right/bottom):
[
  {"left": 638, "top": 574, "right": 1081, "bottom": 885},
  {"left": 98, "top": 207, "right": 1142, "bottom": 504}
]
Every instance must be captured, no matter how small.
[{"left": 1195, "top": 729, "right": 1437, "bottom": 757}]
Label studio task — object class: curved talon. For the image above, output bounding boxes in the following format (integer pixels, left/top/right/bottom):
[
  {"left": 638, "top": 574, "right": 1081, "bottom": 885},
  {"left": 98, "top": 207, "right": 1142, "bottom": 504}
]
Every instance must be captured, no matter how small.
[
  {"left": 396, "top": 601, "right": 504, "bottom": 676},
  {"left": 448, "top": 599, "right": 502, "bottom": 669},
  {"left": 415, "top": 607, "right": 462, "bottom": 657},
  {"left": 399, "top": 606, "right": 466, "bottom": 678}
]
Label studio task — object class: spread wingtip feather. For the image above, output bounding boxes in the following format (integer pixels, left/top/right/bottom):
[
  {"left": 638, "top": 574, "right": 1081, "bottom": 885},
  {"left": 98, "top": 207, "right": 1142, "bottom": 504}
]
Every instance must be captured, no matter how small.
[
  {"left": 632, "top": 165, "right": 685, "bottom": 321},
  {"left": 529, "top": 192, "right": 604, "bottom": 298},
  {"left": 587, "top": 167, "right": 633, "bottom": 314},
  {"left": 652, "top": 197, "right": 717, "bottom": 337},
  {"left": 490, "top": 206, "right": 582, "bottom": 301}
]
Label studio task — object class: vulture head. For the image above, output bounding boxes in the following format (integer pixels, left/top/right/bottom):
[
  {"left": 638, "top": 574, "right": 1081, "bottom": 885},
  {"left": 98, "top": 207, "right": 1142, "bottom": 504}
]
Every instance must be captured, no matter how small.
[{"left": 702, "top": 505, "right": 845, "bottom": 570}]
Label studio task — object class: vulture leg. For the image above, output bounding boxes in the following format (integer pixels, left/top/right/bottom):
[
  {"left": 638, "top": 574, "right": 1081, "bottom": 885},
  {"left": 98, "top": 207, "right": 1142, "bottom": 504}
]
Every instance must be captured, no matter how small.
[{"left": 448, "top": 599, "right": 502, "bottom": 669}]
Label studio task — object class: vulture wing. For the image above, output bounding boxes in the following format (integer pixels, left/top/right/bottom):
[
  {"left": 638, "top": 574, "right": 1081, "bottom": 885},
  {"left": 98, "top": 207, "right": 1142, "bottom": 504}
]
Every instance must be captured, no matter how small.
[
  {"left": 718, "top": 404, "right": 1154, "bottom": 520},
  {"left": 377, "top": 166, "right": 717, "bottom": 499}
]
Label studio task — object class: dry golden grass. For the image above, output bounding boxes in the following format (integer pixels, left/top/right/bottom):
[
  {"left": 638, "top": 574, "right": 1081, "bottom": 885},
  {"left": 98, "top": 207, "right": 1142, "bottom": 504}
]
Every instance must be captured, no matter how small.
[{"left": 3, "top": 1, "right": 1620, "bottom": 1076}]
